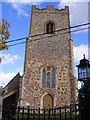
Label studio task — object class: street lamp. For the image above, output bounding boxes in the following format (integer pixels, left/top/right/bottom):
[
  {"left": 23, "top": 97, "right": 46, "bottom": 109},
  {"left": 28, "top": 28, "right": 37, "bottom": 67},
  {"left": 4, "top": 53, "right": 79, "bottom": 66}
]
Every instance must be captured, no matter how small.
[{"left": 77, "top": 54, "right": 90, "bottom": 83}]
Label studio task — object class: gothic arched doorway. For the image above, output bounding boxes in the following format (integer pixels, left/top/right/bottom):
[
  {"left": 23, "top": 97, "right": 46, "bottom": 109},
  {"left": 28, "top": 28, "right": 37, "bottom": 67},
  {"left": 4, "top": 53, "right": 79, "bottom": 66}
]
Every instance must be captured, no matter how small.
[{"left": 43, "top": 94, "right": 53, "bottom": 109}]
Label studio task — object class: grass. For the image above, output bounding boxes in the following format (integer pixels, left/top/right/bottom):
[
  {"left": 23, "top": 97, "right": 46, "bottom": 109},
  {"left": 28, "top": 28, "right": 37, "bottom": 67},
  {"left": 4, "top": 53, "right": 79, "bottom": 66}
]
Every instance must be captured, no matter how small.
[{"left": 15, "top": 114, "right": 80, "bottom": 120}]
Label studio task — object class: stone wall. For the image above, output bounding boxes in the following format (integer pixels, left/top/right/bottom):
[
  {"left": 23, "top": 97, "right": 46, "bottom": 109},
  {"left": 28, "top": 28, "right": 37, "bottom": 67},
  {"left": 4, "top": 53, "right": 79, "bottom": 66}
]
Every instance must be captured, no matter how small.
[{"left": 19, "top": 5, "right": 78, "bottom": 108}]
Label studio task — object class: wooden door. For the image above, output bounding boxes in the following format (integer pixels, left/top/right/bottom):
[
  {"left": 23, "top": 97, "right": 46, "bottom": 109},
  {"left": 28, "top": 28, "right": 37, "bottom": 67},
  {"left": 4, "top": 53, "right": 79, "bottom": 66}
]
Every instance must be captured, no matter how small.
[{"left": 43, "top": 94, "right": 53, "bottom": 110}]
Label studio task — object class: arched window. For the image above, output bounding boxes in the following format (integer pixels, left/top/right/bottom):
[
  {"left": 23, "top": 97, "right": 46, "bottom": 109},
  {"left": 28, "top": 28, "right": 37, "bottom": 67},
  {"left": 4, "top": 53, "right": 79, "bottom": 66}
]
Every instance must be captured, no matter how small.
[
  {"left": 46, "top": 22, "right": 54, "bottom": 34},
  {"left": 51, "top": 68, "right": 55, "bottom": 88},
  {"left": 42, "top": 68, "right": 46, "bottom": 88},
  {"left": 42, "top": 67, "right": 55, "bottom": 88},
  {"left": 47, "top": 71, "right": 50, "bottom": 88}
]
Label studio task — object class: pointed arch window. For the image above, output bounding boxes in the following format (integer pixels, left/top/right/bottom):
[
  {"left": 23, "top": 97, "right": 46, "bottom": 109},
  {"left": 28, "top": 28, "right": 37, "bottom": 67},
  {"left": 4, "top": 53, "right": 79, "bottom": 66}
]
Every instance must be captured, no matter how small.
[
  {"left": 51, "top": 68, "right": 55, "bottom": 88},
  {"left": 47, "top": 71, "right": 50, "bottom": 88},
  {"left": 46, "top": 22, "right": 55, "bottom": 34},
  {"left": 42, "top": 68, "right": 46, "bottom": 88},
  {"left": 42, "top": 67, "right": 55, "bottom": 88}
]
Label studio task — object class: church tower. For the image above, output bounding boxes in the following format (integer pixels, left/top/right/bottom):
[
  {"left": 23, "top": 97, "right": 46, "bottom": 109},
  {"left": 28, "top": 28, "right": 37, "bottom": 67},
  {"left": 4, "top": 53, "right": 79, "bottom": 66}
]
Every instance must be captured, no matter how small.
[{"left": 19, "top": 5, "right": 78, "bottom": 109}]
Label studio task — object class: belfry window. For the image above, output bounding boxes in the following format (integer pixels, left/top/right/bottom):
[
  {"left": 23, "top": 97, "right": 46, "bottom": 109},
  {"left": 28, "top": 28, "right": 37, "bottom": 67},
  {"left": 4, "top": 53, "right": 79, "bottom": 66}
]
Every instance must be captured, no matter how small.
[
  {"left": 46, "top": 22, "right": 54, "bottom": 34},
  {"left": 42, "top": 67, "right": 55, "bottom": 88}
]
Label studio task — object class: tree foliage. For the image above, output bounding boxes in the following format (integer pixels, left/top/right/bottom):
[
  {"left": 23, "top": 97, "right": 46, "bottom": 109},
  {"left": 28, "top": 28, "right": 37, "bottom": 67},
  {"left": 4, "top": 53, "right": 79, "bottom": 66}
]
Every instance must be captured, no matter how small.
[
  {"left": 0, "top": 18, "right": 10, "bottom": 62},
  {"left": 79, "top": 78, "right": 90, "bottom": 120}
]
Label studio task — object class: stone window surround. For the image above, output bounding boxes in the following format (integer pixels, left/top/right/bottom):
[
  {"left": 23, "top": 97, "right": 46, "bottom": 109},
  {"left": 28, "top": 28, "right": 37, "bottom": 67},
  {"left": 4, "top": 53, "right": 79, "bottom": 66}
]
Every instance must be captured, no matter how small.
[{"left": 41, "top": 66, "right": 56, "bottom": 89}]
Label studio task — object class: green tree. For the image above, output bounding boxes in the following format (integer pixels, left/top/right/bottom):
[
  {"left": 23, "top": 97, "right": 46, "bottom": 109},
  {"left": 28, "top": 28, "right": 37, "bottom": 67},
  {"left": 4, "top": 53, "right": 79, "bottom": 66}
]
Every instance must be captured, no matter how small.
[
  {"left": 0, "top": 18, "right": 10, "bottom": 62},
  {"left": 79, "top": 78, "right": 90, "bottom": 120}
]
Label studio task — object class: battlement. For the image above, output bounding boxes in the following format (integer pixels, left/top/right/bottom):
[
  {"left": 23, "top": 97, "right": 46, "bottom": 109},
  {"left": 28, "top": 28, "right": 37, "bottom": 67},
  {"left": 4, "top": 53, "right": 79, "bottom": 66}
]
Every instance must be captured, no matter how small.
[{"left": 32, "top": 5, "right": 69, "bottom": 14}]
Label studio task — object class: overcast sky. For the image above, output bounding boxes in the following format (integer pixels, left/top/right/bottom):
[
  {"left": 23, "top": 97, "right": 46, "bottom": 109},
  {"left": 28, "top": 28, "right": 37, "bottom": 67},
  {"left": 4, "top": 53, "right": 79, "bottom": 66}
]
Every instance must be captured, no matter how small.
[{"left": 0, "top": 0, "right": 89, "bottom": 88}]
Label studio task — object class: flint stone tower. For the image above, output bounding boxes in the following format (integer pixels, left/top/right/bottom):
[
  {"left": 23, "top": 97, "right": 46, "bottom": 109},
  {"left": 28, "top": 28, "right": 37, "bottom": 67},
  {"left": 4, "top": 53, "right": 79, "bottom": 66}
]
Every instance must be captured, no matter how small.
[{"left": 19, "top": 5, "right": 78, "bottom": 109}]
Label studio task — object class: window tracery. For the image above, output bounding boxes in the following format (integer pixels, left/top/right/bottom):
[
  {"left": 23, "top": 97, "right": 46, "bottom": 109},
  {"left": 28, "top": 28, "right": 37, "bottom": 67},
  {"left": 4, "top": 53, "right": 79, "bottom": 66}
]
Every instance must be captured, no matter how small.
[{"left": 42, "top": 67, "right": 55, "bottom": 88}]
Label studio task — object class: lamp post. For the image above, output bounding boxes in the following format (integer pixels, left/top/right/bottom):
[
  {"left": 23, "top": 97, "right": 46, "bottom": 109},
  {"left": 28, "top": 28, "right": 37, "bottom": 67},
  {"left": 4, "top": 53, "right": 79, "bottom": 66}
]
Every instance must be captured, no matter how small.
[
  {"left": 76, "top": 54, "right": 90, "bottom": 85},
  {"left": 77, "top": 55, "right": 90, "bottom": 120}
]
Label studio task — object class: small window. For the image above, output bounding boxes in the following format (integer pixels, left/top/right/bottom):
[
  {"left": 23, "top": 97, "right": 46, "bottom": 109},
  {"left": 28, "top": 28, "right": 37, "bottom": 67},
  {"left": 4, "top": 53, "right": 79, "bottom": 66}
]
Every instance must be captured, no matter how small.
[
  {"left": 47, "top": 72, "right": 50, "bottom": 88},
  {"left": 51, "top": 68, "right": 55, "bottom": 88},
  {"left": 42, "top": 68, "right": 46, "bottom": 88},
  {"left": 46, "top": 22, "right": 54, "bottom": 34},
  {"left": 47, "top": 23, "right": 49, "bottom": 34}
]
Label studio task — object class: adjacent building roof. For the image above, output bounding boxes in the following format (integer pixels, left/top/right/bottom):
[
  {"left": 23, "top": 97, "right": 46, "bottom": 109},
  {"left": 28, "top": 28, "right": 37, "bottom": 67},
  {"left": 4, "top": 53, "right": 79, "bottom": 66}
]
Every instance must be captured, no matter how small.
[{"left": 2, "top": 73, "right": 21, "bottom": 96}]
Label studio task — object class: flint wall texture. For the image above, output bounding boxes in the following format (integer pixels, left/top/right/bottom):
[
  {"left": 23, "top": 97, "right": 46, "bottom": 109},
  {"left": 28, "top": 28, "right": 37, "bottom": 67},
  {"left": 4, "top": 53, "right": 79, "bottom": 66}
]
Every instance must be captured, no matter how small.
[{"left": 19, "top": 6, "right": 78, "bottom": 108}]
